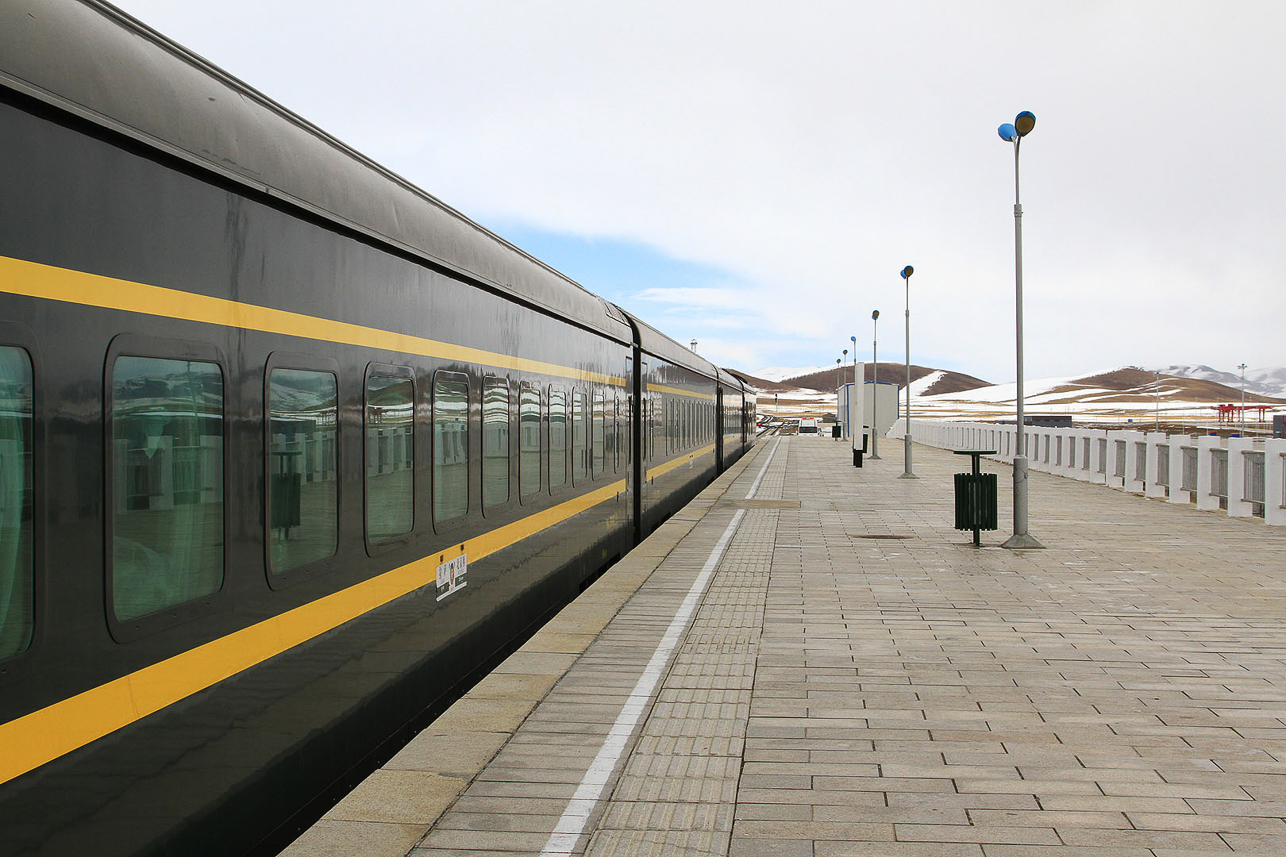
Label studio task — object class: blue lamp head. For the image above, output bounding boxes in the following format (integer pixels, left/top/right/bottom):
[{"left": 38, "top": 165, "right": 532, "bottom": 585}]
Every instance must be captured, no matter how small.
[
  {"left": 901, "top": 266, "right": 913, "bottom": 279},
  {"left": 872, "top": 310, "right": 879, "bottom": 320},
  {"left": 998, "top": 123, "right": 1018, "bottom": 142},
  {"left": 1014, "top": 111, "right": 1035, "bottom": 136}
]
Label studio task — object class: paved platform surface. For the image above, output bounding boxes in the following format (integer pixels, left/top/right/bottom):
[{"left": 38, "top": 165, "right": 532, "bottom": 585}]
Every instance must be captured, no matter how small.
[{"left": 284, "top": 436, "right": 1286, "bottom": 857}]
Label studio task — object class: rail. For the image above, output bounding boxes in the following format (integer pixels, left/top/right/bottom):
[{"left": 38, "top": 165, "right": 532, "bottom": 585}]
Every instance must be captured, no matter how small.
[
  {"left": 886, "top": 418, "right": 1286, "bottom": 527},
  {"left": 1243, "top": 451, "right": 1265, "bottom": 518}
]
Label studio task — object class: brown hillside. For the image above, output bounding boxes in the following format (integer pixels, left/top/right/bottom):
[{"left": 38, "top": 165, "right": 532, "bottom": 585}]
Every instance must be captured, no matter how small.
[
  {"left": 1047, "top": 369, "right": 1286, "bottom": 404},
  {"left": 724, "top": 370, "right": 789, "bottom": 391},
  {"left": 781, "top": 364, "right": 991, "bottom": 395},
  {"left": 787, "top": 363, "right": 935, "bottom": 393}
]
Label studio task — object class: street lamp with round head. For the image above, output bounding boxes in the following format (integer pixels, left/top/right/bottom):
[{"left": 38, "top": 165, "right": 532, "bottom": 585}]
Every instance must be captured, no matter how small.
[
  {"left": 899, "top": 266, "right": 916, "bottom": 478},
  {"left": 998, "top": 109, "right": 1042, "bottom": 549},
  {"left": 870, "top": 310, "right": 881, "bottom": 459}
]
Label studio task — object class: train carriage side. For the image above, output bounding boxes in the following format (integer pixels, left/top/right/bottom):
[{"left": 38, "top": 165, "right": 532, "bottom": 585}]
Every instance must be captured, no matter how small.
[
  {"left": 0, "top": 4, "right": 639, "bottom": 856},
  {"left": 717, "top": 368, "right": 754, "bottom": 468},
  {"left": 621, "top": 313, "right": 723, "bottom": 536}
]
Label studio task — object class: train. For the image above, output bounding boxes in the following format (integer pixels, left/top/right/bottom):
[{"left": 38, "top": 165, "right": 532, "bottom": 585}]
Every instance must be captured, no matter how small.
[{"left": 0, "top": 2, "right": 754, "bottom": 855}]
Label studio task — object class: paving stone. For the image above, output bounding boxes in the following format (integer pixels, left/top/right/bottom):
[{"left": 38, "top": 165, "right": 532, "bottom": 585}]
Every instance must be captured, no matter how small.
[{"left": 291, "top": 439, "right": 1286, "bottom": 856}]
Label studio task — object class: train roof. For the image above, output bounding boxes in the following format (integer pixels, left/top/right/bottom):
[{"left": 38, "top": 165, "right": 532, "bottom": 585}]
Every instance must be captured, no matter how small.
[
  {"left": 0, "top": 0, "right": 630, "bottom": 341},
  {"left": 619, "top": 307, "right": 718, "bottom": 380}
]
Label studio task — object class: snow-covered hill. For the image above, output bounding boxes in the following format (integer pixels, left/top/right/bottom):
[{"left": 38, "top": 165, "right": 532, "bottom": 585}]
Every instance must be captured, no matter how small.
[
  {"left": 751, "top": 366, "right": 834, "bottom": 383},
  {"left": 1149, "top": 365, "right": 1286, "bottom": 398}
]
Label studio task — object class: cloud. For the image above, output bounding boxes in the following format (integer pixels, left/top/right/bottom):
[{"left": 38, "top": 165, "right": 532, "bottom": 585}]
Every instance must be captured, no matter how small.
[{"left": 112, "top": 0, "right": 1286, "bottom": 381}]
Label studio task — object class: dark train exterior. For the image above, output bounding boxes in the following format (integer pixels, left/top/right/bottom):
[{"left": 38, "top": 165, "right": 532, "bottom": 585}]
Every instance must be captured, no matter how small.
[{"left": 0, "top": 3, "right": 753, "bottom": 855}]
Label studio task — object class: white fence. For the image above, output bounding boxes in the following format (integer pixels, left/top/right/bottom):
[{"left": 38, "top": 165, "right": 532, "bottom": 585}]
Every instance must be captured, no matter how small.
[{"left": 890, "top": 419, "right": 1286, "bottom": 527}]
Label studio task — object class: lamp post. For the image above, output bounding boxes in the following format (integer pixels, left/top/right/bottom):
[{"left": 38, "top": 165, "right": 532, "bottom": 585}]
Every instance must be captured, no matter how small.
[
  {"left": 1239, "top": 363, "right": 1247, "bottom": 434},
  {"left": 835, "top": 358, "right": 842, "bottom": 430},
  {"left": 997, "top": 110, "right": 1042, "bottom": 548},
  {"left": 899, "top": 266, "right": 917, "bottom": 478},
  {"left": 871, "top": 310, "right": 880, "bottom": 459},
  {"left": 842, "top": 350, "right": 849, "bottom": 436}
]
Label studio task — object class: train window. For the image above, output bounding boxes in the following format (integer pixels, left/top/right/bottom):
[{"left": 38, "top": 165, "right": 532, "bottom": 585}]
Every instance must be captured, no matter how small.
[
  {"left": 549, "top": 389, "right": 567, "bottom": 489},
  {"left": 572, "top": 391, "right": 588, "bottom": 483},
  {"left": 365, "top": 372, "right": 414, "bottom": 542},
  {"left": 668, "top": 398, "right": 674, "bottom": 453},
  {"left": 0, "top": 347, "right": 33, "bottom": 660},
  {"left": 268, "top": 368, "right": 338, "bottom": 575},
  {"left": 592, "top": 390, "right": 605, "bottom": 476},
  {"left": 111, "top": 356, "right": 224, "bottom": 620},
  {"left": 650, "top": 396, "right": 657, "bottom": 460},
  {"left": 433, "top": 373, "right": 469, "bottom": 523},
  {"left": 520, "top": 386, "right": 541, "bottom": 498},
  {"left": 482, "top": 377, "right": 509, "bottom": 508},
  {"left": 613, "top": 395, "right": 621, "bottom": 471}
]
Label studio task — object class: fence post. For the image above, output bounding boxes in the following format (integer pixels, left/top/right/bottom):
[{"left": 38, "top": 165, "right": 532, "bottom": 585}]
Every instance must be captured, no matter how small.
[
  {"left": 1144, "top": 431, "right": 1168, "bottom": 498},
  {"left": 1195, "top": 435, "right": 1221, "bottom": 512},
  {"left": 1266, "top": 440, "right": 1286, "bottom": 527},
  {"left": 1168, "top": 435, "right": 1190, "bottom": 504}
]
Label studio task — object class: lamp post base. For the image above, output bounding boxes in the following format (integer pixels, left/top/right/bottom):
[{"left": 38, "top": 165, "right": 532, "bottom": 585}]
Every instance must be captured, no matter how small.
[
  {"left": 1002, "top": 456, "right": 1044, "bottom": 549},
  {"left": 1001, "top": 532, "right": 1044, "bottom": 549},
  {"left": 899, "top": 435, "right": 917, "bottom": 478}
]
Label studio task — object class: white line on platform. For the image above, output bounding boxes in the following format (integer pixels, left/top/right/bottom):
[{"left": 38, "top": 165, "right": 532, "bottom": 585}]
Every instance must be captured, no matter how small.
[
  {"left": 538, "top": 439, "right": 779, "bottom": 855},
  {"left": 745, "top": 437, "right": 780, "bottom": 500}
]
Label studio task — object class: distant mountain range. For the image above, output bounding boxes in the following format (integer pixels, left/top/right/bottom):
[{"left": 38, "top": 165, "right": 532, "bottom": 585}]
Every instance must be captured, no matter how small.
[
  {"left": 738, "top": 364, "right": 1286, "bottom": 408},
  {"left": 741, "top": 364, "right": 991, "bottom": 396},
  {"left": 1147, "top": 365, "right": 1286, "bottom": 398}
]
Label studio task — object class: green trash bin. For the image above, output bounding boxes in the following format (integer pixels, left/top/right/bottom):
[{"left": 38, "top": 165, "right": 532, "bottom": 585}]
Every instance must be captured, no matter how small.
[{"left": 952, "top": 449, "right": 998, "bottom": 546}]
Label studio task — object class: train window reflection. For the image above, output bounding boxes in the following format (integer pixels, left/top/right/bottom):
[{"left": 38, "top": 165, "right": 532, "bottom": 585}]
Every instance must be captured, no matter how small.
[
  {"left": 549, "top": 389, "right": 567, "bottom": 489},
  {"left": 592, "top": 391, "right": 605, "bottom": 476},
  {"left": 572, "top": 391, "right": 588, "bottom": 483},
  {"left": 483, "top": 378, "right": 509, "bottom": 508},
  {"left": 0, "top": 347, "right": 33, "bottom": 659},
  {"left": 268, "top": 368, "right": 338, "bottom": 575},
  {"left": 520, "top": 386, "right": 541, "bottom": 497},
  {"left": 366, "top": 373, "right": 413, "bottom": 541},
  {"left": 433, "top": 374, "right": 469, "bottom": 522},
  {"left": 112, "top": 356, "right": 224, "bottom": 620}
]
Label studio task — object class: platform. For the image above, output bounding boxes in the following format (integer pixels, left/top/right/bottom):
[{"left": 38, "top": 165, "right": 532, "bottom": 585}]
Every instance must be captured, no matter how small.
[{"left": 284, "top": 435, "right": 1286, "bottom": 857}]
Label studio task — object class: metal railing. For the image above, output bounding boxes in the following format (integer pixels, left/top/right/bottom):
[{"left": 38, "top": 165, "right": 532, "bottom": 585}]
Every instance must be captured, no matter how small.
[
  {"left": 1181, "top": 447, "right": 1197, "bottom": 493},
  {"left": 1134, "top": 442, "right": 1147, "bottom": 482},
  {"left": 1114, "top": 440, "right": 1126, "bottom": 479},
  {"left": 1211, "top": 448, "right": 1228, "bottom": 509},
  {"left": 1156, "top": 444, "right": 1169, "bottom": 487},
  {"left": 1244, "top": 450, "right": 1265, "bottom": 518}
]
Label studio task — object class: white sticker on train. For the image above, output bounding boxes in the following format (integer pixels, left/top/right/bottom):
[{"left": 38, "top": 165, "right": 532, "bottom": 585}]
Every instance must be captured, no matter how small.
[{"left": 435, "top": 554, "right": 468, "bottom": 601}]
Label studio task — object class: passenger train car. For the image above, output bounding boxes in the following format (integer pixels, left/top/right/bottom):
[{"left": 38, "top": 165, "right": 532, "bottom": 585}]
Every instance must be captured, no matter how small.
[{"left": 0, "top": 2, "right": 753, "bottom": 855}]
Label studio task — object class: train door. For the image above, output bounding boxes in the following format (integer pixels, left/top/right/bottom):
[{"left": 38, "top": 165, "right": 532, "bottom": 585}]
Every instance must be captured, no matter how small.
[
  {"left": 630, "top": 350, "right": 643, "bottom": 545},
  {"left": 715, "top": 387, "right": 725, "bottom": 471}
]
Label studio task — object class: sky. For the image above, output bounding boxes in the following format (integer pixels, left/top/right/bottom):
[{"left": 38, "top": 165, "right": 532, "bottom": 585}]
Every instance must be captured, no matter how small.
[{"left": 110, "top": 0, "right": 1286, "bottom": 384}]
